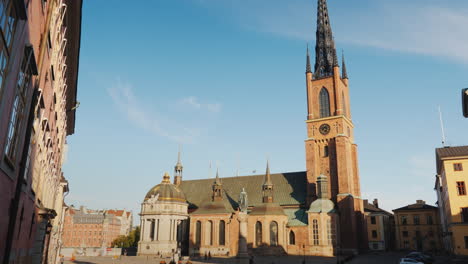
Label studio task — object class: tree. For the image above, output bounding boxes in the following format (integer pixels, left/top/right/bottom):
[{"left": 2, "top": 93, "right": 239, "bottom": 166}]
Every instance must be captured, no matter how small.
[{"left": 111, "top": 226, "right": 141, "bottom": 247}]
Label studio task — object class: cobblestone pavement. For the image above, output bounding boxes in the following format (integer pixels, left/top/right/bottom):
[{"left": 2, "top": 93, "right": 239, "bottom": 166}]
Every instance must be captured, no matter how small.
[{"left": 67, "top": 253, "right": 458, "bottom": 264}]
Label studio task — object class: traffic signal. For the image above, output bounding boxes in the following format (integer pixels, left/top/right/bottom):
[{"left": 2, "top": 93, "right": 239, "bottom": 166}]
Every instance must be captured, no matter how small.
[{"left": 463, "top": 88, "right": 468, "bottom": 118}]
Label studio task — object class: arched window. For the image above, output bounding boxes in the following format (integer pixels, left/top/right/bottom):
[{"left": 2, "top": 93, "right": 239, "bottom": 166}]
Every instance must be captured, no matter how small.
[
  {"left": 289, "top": 231, "right": 295, "bottom": 245},
  {"left": 206, "top": 221, "right": 213, "bottom": 245},
  {"left": 327, "top": 219, "right": 334, "bottom": 246},
  {"left": 195, "top": 221, "right": 201, "bottom": 245},
  {"left": 319, "top": 88, "right": 331, "bottom": 118},
  {"left": 342, "top": 92, "right": 347, "bottom": 117},
  {"left": 313, "top": 219, "right": 319, "bottom": 245},
  {"left": 270, "top": 221, "right": 278, "bottom": 246},
  {"left": 219, "top": 220, "right": 226, "bottom": 246},
  {"left": 255, "top": 221, "right": 262, "bottom": 246},
  {"left": 150, "top": 220, "right": 155, "bottom": 241}
]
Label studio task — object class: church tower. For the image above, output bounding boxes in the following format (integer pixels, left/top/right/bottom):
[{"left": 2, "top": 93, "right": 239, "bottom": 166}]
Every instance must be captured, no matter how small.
[{"left": 305, "top": 0, "right": 367, "bottom": 253}]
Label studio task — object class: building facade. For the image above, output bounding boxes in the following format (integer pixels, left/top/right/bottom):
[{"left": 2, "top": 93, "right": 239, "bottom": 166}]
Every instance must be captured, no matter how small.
[
  {"left": 435, "top": 146, "right": 468, "bottom": 255},
  {"left": 140, "top": 1, "right": 366, "bottom": 257},
  {"left": 61, "top": 206, "right": 132, "bottom": 250},
  {"left": 0, "top": 1, "right": 81, "bottom": 264},
  {"left": 393, "top": 200, "right": 442, "bottom": 252},
  {"left": 364, "top": 199, "right": 394, "bottom": 251}
]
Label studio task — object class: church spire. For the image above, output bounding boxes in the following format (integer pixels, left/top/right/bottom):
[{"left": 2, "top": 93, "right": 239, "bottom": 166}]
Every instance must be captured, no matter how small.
[
  {"left": 262, "top": 160, "right": 274, "bottom": 203},
  {"left": 212, "top": 168, "right": 223, "bottom": 201},
  {"left": 314, "top": 0, "right": 338, "bottom": 79},
  {"left": 306, "top": 44, "right": 312, "bottom": 73},
  {"left": 174, "top": 147, "right": 183, "bottom": 186},
  {"left": 342, "top": 50, "right": 348, "bottom": 79}
]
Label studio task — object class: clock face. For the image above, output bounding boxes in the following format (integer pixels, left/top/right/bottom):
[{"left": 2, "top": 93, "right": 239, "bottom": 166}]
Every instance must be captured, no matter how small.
[{"left": 319, "top": 124, "right": 331, "bottom": 135}]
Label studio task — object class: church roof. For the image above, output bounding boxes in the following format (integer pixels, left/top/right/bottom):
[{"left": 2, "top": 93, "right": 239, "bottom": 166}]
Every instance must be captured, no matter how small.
[
  {"left": 179, "top": 171, "right": 307, "bottom": 210},
  {"left": 250, "top": 203, "right": 286, "bottom": 216}
]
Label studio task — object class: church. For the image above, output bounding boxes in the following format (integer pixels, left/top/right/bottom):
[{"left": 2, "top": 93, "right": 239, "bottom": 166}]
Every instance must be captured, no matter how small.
[{"left": 138, "top": 0, "right": 367, "bottom": 257}]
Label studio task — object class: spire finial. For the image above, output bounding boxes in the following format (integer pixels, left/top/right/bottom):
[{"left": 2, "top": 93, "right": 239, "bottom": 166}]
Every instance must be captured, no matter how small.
[
  {"left": 162, "top": 172, "right": 171, "bottom": 183},
  {"left": 342, "top": 49, "right": 348, "bottom": 79},
  {"left": 214, "top": 167, "right": 222, "bottom": 185},
  {"left": 262, "top": 159, "right": 274, "bottom": 203},
  {"left": 314, "top": 0, "right": 338, "bottom": 79},
  {"left": 306, "top": 43, "right": 312, "bottom": 73},
  {"left": 264, "top": 159, "right": 272, "bottom": 186}
]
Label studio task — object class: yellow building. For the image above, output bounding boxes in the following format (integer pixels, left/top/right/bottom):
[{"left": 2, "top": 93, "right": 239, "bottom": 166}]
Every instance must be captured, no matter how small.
[
  {"left": 393, "top": 200, "right": 441, "bottom": 252},
  {"left": 364, "top": 199, "right": 394, "bottom": 251},
  {"left": 435, "top": 146, "right": 468, "bottom": 255}
]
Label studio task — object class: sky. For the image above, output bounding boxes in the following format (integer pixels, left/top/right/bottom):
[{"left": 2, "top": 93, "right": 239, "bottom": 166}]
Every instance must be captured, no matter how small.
[{"left": 63, "top": 0, "right": 468, "bottom": 222}]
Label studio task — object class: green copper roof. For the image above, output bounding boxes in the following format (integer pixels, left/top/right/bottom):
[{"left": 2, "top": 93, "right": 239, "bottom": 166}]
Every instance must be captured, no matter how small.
[
  {"left": 285, "top": 208, "right": 308, "bottom": 227},
  {"left": 179, "top": 172, "right": 307, "bottom": 210}
]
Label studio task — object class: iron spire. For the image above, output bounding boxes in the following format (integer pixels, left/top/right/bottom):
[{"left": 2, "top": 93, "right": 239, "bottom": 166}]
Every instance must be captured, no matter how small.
[
  {"left": 314, "top": 0, "right": 338, "bottom": 79},
  {"left": 306, "top": 43, "right": 312, "bottom": 73}
]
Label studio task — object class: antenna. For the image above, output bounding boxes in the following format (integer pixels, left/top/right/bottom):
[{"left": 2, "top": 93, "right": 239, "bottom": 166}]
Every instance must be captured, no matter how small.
[{"left": 438, "top": 106, "right": 447, "bottom": 146}]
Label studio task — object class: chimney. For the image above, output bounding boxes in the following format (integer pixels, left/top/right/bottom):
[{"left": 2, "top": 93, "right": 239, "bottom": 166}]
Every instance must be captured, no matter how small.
[
  {"left": 373, "top": 199, "right": 379, "bottom": 208},
  {"left": 416, "top": 200, "right": 425, "bottom": 205},
  {"left": 363, "top": 199, "right": 369, "bottom": 207}
]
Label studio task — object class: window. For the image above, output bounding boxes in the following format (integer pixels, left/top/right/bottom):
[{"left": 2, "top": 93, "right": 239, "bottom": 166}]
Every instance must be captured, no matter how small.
[
  {"left": 255, "top": 221, "right": 262, "bottom": 246},
  {"left": 454, "top": 163, "right": 463, "bottom": 171},
  {"left": 205, "top": 221, "right": 213, "bottom": 245},
  {"left": 403, "top": 231, "right": 409, "bottom": 237},
  {"left": 462, "top": 208, "right": 468, "bottom": 223},
  {"left": 289, "top": 231, "right": 295, "bottom": 245},
  {"left": 457, "top": 182, "right": 466, "bottom": 196},
  {"left": 219, "top": 220, "right": 225, "bottom": 246},
  {"left": 270, "top": 221, "right": 278, "bottom": 246},
  {"left": 327, "top": 219, "right": 333, "bottom": 246},
  {"left": 413, "top": 215, "right": 420, "bottom": 225},
  {"left": 313, "top": 219, "right": 319, "bottom": 245},
  {"left": 403, "top": 240, "right": 410, "bottom": 249},
  {"left": 401, "top": 216, "right": 407, "bottom": 225},
  {"left": 319, "top": 88, "right": 331, "bottom": 118},
  {"left": 342, "top": 92, "right": 347, "bottom": 117},
  {"left": 371, "top": 216, "right": 376, "bottom": 225},
  {"left": 0, "top": 0, "right": 17, "bottom": 99},
  {"left": 427, "top": 215, "right": 433, "bottom": 225},
  {"left": 323, "top": 146, "right": 329, "bottom": 157},
  {"left": 195, "top": 221, "right": 201, "bottom": 245},
  {"left": 372, "top": 230, "right": 377, "bottom": 238},
  {"left": 4, "top": 47, "right": 34, "bottom": 164}
]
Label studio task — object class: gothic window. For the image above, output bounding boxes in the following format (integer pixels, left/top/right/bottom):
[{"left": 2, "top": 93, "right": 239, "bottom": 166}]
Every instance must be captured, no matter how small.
[
  {"left": 270, "top": 221, "right": 278, "bottom": 246},
  {"left": 219, "top": 220, "right": 225, "bottom": 246},
  {"left": 319, "top": 88, "right": 331, "bottom": 118},
  {"left": 206, "top": 221, "right": 213, "bottom": 245},
  {"left": 255, "top": 221, "right": 262, "bottom": 246},
  {"left": 195, "top": 221, "right": 201, "bottom": 245},
  {"left": 342, "top": 92, "right": 347, "bottom": 117},
  {"left": 289, "top": 231, "right": 295, "bottom": 245},
  {"left": 313, "top": 219, "right": 319, "bottom": 245}
]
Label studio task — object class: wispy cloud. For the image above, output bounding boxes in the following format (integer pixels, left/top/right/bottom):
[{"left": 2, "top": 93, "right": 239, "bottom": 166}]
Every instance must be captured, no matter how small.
[
  {"left": 179, "top": 96, "right": 222, "bottom": 113},
  {"left": 198, "top": 0, "right": 468, "bottom": 63},
  {"left": 108, "top": 80, "right": 216, "bottom": 143}
]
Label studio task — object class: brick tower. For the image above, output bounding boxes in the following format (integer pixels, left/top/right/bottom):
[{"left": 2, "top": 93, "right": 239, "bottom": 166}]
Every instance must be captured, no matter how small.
[{"left": 305, "top": 0, "right": 367, "bottom": 253}]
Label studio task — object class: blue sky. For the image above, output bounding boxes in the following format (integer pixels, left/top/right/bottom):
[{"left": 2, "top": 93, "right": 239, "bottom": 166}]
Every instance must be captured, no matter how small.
[{"left": 63, "top": 0, "right": 468, "bottom": 219}]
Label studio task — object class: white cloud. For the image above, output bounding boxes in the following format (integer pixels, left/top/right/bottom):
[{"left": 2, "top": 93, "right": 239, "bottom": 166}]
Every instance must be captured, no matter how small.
[
  {"left": 179, "top": 96, "right": 222, "bottom": 113},
  {"left": 107, "top": 80, "right": 201, "bottom": 143},
  {"left": 198, "top": 0, "right": 468, "bottom": 63}
]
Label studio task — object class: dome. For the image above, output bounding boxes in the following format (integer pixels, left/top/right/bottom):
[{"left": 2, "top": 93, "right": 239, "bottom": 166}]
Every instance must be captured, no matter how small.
[{"left": 144, "top": 172, "right": 186, "bottom": 203}]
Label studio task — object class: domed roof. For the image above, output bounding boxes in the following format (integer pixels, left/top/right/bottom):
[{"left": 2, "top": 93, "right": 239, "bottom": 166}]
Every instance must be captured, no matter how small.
[{"left": 145, "top": 172, "right": 186, "bottom": 203}]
